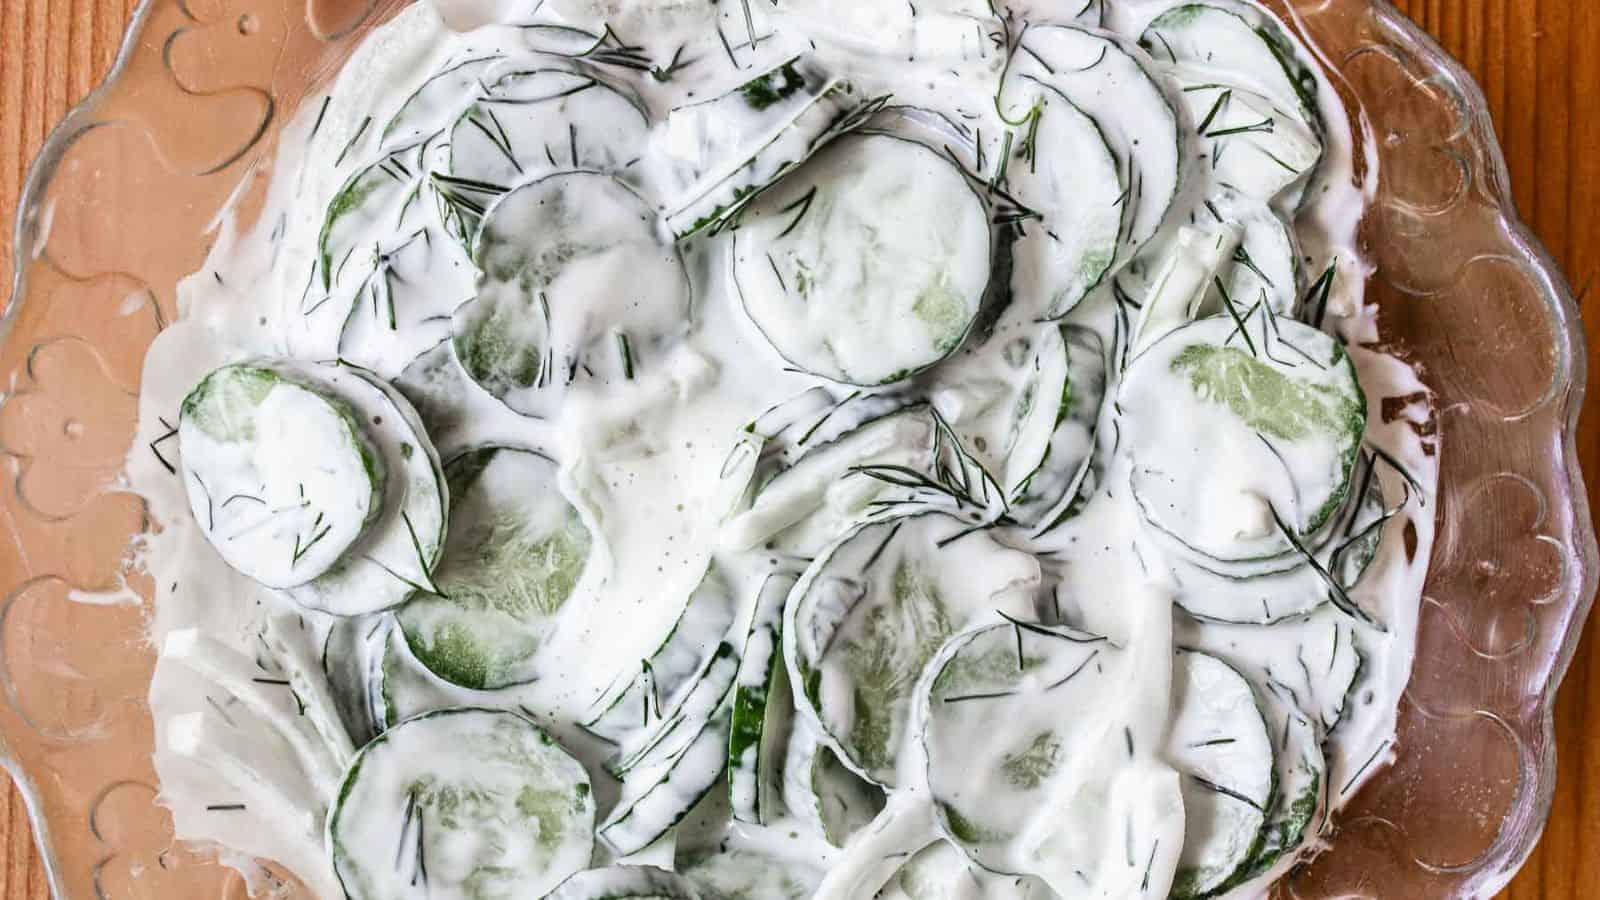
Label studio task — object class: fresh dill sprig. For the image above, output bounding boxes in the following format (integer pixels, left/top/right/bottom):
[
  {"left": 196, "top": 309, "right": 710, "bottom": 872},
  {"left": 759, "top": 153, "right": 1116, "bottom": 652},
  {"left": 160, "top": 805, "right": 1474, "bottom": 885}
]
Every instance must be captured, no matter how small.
[
  {"left": 1189, "top": 774, "right": 1264, "bottom": 812},
  {"left": 615, "top": 332, "right": 635, "bottom": 380},
  {"left": 1207, "top": 117, "right": 1275, "bottom": 139},
  {"left": 335, "top": 116, "right": 372, "bottom": 168},
  {"left": 1214, "top": 276, "right": 1258, "bottom": 356},
  {"left": 1268, "top": 504, "right": 1382, "bottom": 630},
  {"left": 150, "top": 417, "right": 179, "bottom": 474},
  {"left": 1044, "top": 648, "right": 1099, "bottom": 690},
  {"left": 1303, "top": 261, "right": 1337, "bottom": 327},
  {"left": 1196, "top": 88, "right": 1232, "bottom": 135}
]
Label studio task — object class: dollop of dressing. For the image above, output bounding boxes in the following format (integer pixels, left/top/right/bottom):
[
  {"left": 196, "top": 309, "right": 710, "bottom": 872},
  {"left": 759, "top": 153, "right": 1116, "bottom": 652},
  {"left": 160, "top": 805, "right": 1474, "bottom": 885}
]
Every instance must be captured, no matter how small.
[{"left": 126, "top": 0, "right": 1438, "bottom": 898}]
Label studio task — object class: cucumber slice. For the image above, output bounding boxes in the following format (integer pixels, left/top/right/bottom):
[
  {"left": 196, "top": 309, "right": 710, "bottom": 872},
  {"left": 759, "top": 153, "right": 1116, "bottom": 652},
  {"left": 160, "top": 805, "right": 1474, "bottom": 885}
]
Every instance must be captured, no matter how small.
[
  {"left": 1239, "top": 685, "right": 1322, "bottom": 880},
  {"left": 1130, "top": 222, "right": 1243, "bottom": 356},
  {"left": 1005, "top": 324, "right": 1107, "bottom": 527},
  {"left": 1002, "top": 25, "right": 1181, "bottom": 262},
  {"left": 1158, "top": 447, "right": 1390, "bottom": 623},
  {"left": 1167, "top": 549, "right": 1333, "bottom": 625},
  {"left": 319, "top": 153, "right": 423, "bottom": 295},
  {"left": 178, "top": 361, "right": 383, "bottom": 588},
  {"left": 281, "top": 364, "right": 448, "bottom": 617},
  {"left": 1165, "top": 651, "right": 1274, "bottom": 898},
  {"left": 381, "top": 56, "right": 501, "bottom": 152},
  {"left": 327, "top": 708, "right": 593, "bottom": 900},
  {"left": 1183, "top": 607, "right": 1363, "bottom": 735},
  {"left": 1000, "top": 59, "right": 1123, "bottom": 318},
  {"left": 336, "top": 210, "right": 477, "bottom": 378},
  {"left": 728, "top": 571, "right": 797, "bottom": 824},
  {"left": 663, "top": 57, "right": 881, "bottom": 239},
  {"left": 1002, "top": 0, "right": 1102, "bottom": 26},
  {"left": 547, "top": 866, "right": 701, "bottom": 900},
  {"left": 1206, "top": 187, "right": 1300, "bottom": 316},
  {"left": 454, "top": 171, "right": 691, "bottom": 417},
  {"left": 921, "top": 620, "right": 1117, "bottom": 873},
  {"left": 879, "top": 841, "right": 1056, "bottom": 900},
  {"left": 785, "top": 512, "right": 1042, "bottom": 785},
  {"left": 397, "top": 446, "right": 593, "bottom": 690},
  {"left": 680, "top": 849, "right": 822, "bottom": 900},
  {"left": 599, "top": 695, "right": 733, "bottom": 856},
  {"left": 722, "top": 402, "right": 939, "bottom": 554},
  {"left": 1327, "top": 449, "right": 1392, "bottom": 591},
  {"left": 1140, "top": 4, "right": 1320, "bottom": 132},
  {"left": 584, "top": 565, "right": 738, "bottom": 744},
  {"left": 732, "top": 134, "right": 991, "bottom": 386},
  {"left": 322, "top": 616, "right": 387, "bottom": 745},
  {"left": 782, "top": 723, "right": 886, "bottom": 847},
  {"left": 766, "top": 2, "right": 999, "bottom": 63},
  {"left": 394, "top": 337, "right": 532, "bottom": 460},
  {"left": 611, "top": 642, "right": 740, "bottom": 778},
  {"left": 1174, "top": 76, "right": 1321, "bottom": 204},
  {"left": 1120, "top": 315, "right": 1366, "bottom": 565},
  {"left": 449, "top": 67, "right": 650, "bottom": 194},
  {"left": 377, "top": 620, "right": 478, "bottom": 729}
]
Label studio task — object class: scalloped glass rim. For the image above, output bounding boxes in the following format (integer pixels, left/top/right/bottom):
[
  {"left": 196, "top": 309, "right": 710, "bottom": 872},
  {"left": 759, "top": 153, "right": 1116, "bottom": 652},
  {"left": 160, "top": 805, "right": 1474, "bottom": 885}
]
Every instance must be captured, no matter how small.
[{"left": 0, "top": 0, "right": 1594, "bottom": 897}]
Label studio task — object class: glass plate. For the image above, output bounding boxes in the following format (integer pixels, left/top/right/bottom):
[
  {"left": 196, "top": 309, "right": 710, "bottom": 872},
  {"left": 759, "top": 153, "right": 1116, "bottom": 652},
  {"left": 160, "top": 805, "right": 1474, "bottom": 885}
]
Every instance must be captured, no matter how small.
[{"left": 0, "top": 0, "right": 1592, "bottom": 897}]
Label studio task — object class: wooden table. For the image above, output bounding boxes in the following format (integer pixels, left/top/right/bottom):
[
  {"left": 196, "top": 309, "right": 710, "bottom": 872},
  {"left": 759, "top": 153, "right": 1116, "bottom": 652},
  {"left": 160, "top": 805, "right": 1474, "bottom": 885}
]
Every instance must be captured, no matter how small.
[{"left": 1, "top": 0, "right": 1596, "bottom": 897}]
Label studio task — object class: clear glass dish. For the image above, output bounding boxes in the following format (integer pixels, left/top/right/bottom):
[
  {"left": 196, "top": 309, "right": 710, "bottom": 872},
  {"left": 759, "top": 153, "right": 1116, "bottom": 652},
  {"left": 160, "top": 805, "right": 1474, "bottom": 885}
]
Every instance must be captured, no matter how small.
[{"left": 0, "top": 0, "right": 1592, "bottom": 896}]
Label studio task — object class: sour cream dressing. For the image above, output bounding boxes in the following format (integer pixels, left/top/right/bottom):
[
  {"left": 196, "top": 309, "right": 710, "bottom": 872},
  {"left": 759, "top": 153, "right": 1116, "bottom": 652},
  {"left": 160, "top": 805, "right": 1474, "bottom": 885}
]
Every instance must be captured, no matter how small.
[{"left": 123, "top": 0, "right": 1438, "bottom": 897}]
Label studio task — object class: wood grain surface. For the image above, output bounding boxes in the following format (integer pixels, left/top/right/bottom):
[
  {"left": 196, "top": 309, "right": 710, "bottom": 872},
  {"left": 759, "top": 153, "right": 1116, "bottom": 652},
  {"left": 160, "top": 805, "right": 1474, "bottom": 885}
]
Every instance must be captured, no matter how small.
[{"left": 0, "top": 0, "right": 1597, "bottom": 897}]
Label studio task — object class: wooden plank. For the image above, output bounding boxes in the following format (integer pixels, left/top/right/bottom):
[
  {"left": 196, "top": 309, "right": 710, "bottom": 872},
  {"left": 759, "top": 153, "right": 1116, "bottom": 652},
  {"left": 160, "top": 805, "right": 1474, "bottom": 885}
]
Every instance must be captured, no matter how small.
[{"left": 0, "top": 0, "right": 1594, "bottom": 897}]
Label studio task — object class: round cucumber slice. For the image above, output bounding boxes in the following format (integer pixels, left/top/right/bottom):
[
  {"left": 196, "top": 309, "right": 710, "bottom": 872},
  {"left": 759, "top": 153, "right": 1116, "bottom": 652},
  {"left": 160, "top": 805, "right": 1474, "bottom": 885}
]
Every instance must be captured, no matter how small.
[
  {"left": 178, "top": 361, "right": 383, "bottom": 588},
  {"left": 1140, "top": 4, "right": 1320, "bottom": 132},
  {"left": 1239, "top": 685, "right": 1323, "bottom": 881},
  {"left": 663, "top": 56, "right": 878, "bottom": 240},
  {"left": 449, "top": 67, "right": 650, "bottom": 193},
  {"left": 782, "top": 723, "right": 886, "bottom": 847},
  {"left": 1172, "top": 74, "right": 1321, "bottom": 205},
  {"left": 879, "top": 841, "right": 1056, "bottom": 900},
  {"left": 921, "top": 620, "right": 1118, "bottom": 874},
  {"left": 1183, "top": 605, "right": 1364, "bottom": 735},
  {"left": 680, "top": 849, "right": 822, "bottom": 900},
  {"left": 722, "top": 402, "right": 940, "bottom": 555},
  {"left": 377, "top": 620, "right": 479, "bottom": 730},
  {"left": 1005, "top": 324, "right": 1107, "bottom": 527},
  {"left": 1003, "top": 24, "right": 1181, "bottom": 263},
  {"left": 336, "top": 206, "right": 477, "bottom": 378},
  {"left": 732, "top": 133, "right": 991, "bottom": 386},
  {"left": 322, "top": 616, "right": 388, "bottom": 746},
  {"left": 599, "top": 695, "right": 733, "bottom": 856},
  {"left": 381, "top": 56, "right": 502, "bottom": 152},
  {"left": 319, "top": 154, "right": 423, "bottom": 298},
  {"left": 397, "top": 446, "right": 592, "bottom": 690},
  {"left": 1208, "top": 188, "right": 1300, "bottom": 316},
  {"left": 1156, "top": 447, "right": 1390, "bottom": 624},
  {"left": 327, "top": 708, "right": 593, "bottom": 900},
  {"left": 547, "top": 866, "right": 701, "bottom": 900},
  {"left": 1166, "top": 549, "right": 1332, "bottom": 625},
  {"left": 582, "top": 564, "right": 737, "bottom": 745},
  {"left": 1120, "top": 315, "right": 1366, "bottom": 565},
  {"left": 1165, "top": 651, "right": 1274, "bottom": 898},
  {"left": 453, "top": 171, "right": 691, "bottom": 417},
  {"left": 728, "top": 571, "right": 798, "bottom": 824},
  {"left": 611, "top": 642, "right": 739, "bottom": 778},
  {"left": 281, "top": 364, "right": 448, "bottom": 616},
  {"left": 394, "top": 337, "right": 533, "bottom": 460},
  {"left": 1000, "top": 59, "right": 1123, "bottom": 318},
  {"left": 785, "top": 512, "right": 1042, "bottom": 786}
]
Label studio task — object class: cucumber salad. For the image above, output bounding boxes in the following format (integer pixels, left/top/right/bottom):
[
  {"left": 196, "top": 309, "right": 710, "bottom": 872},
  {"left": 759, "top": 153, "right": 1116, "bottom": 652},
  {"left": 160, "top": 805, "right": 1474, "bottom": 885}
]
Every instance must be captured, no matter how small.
[{"left": 127, "top": 0, "right": 1439, "bottom": 897}]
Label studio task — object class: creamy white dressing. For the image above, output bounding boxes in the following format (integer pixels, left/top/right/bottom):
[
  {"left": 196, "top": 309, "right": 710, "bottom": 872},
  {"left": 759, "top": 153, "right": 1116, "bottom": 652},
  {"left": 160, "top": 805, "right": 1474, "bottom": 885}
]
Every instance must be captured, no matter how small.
[{"left": 123, "top": 0, "right": 1440, "bottom": 897}]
